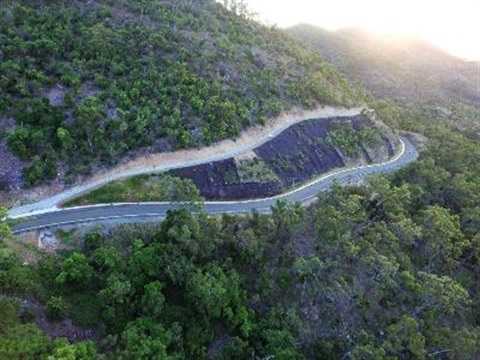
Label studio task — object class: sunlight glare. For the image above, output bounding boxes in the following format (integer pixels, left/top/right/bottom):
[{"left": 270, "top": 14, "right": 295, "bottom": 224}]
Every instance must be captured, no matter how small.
[{"left": 246, "top": 0, "right": 480, "bottom": 60}]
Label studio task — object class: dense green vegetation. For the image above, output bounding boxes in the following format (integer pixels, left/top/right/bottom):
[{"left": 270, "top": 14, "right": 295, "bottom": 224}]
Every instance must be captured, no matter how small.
[
  {"left": 1, "top": 118, "right": 479, "bottom": 358},
  {"left": 64, "top": 174, "right": 202, "bottom": 207},
  {"left": 236, "top": 157, "right": 282, "bottom": 185},
  {"left": 0, "top": 0, "right": 365, "bottom": 186},
  {"left": 1, "top": 2, "right": 478, "bottom": 359}
]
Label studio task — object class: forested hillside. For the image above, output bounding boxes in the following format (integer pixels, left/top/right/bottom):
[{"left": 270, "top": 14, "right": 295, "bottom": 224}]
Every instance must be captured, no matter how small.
[
  {"left": 0, "top": 0, "right": 365, "bottom": 189},
  {"left": 288, "top": 25, "right": 478, "bottom": 106},
  {"left": 1, "top": 121, "right": 479, "bottom": 358},
  {"left": 1, "top": 3, "right": 479, "bottom": 360},
  {"left": 287, "top": 23, "right": 480, "bottom": 148}
]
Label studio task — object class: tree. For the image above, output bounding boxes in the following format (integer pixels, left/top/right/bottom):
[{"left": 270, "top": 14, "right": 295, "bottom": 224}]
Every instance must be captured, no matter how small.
[
  {"left": 0, "top": 299, "right": 18, "bottom": 335},
  {"left": 50, "top": 338, "right": 97, "bottom": 360},
  {"left": 23, "top": 156, "right": 44, "bottom": 186},
  {"left": 0, "top": 324, "right": 49, "bottom": 359},
  {"left": 56, "top": 127, "right": 73, "bottom": 155},
  {"left": 116, "top": 317, "right": 173, "bottom": 360},
  {"left": 415, "top": 272, "right": 471, "bottom": 317},
  {"left": 367, "top": 176, "right": 411, "bottom": 221},
  {"left": 147, "top": 175, "right": 202, "bottom": 203},
  {"left": 0, "top": 206, "right": 12, "bottom": 239},
  {"left": 261, "top": 329, "right": 305, "bottom": 360},
  {"left": 0, "top": 247, "right": 30, "bottom": 293},
  {"left": 90, "top": 245, "right": 122, "bottom": 274},
  {"left": 382, "top": 316, "right": 426, "bottom": 359},
  {"left": 83, "top": 229, "right": 103, "bottom": 254},
  {"left": 55, "top": 252, "right": 95, "bottom": 287},
  {"left": 293, "top": 256, "right": 322, "bottom": 298},
  {"left": 186, "top": 261, "right": 250, "bottom": 336},
  {"left": 140, "top": 281, "right": 165, "bottom": 318},
  {"left": 7, "top": 126, "right": 30, "bottom": 159},
  {"left": 47, "top": 296, "right": 68, "bottom": 321},
  {"left": 418, "top": 205, "right": 465, "bottom": 273},
  {"left": 313, "top": 188, "right": 366, "bottom": 245},
  {"left": 233, "top": 228, "right": 264, "bottom": 265},
  {"left": 271, "top": 199, "right": 304, "bottom": 241},
  {"left": 100, "top": 274, "right": 132, "bottom": 308},
  {"left": 186, "top": 264, "right": 231, "bottom": 320}
]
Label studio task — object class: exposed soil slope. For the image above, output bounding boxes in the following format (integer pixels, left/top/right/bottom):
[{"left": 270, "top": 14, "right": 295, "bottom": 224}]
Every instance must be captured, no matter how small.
[{"left": 169, "top": 114, "right": 393, "bottom": 200}]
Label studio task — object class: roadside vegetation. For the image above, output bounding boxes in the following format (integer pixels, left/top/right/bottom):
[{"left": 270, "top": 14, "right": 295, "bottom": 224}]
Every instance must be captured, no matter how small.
[
  {"left": 63, "top": 174, "right": 202, "bottom": 207},
  {"left": 0, "top": 1, "right": 478, "bottom": 359},
  {"left": 325, "top": 122, "right": 383, "bottom": 157},
  {"left": 236, "top": 157, "right": 282, "bottom": 185},
  {"left": 1, "top": 121, "right": 479, "bottom": 358}
]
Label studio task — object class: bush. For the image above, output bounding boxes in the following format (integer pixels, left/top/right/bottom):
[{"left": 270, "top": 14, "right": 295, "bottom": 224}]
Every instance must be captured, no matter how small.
[{"left": 46, "top": 296, "right": 68, "bottom": 321}]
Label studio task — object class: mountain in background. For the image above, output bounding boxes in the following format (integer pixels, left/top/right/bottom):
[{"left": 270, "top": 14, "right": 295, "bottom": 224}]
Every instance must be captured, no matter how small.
[{"left": 287, "top": 24, "right": 478, "bottom": 106}]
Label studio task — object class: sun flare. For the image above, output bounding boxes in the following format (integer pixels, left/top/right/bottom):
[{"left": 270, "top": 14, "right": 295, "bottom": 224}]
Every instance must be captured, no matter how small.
[{"left": 246, "top": 0, "right": 480, "bottom": 60}]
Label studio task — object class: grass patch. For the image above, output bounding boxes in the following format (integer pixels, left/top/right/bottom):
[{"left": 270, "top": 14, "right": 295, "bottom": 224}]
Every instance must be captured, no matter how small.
[
  {"left": 63, "top": 174, "right": 203, "bottom": 207},
  {"left": 237, "top": 158, "right": 282, "bottom": 185},
  {"left": 326, "top": 122, "right": 383, "bottom": 156}
]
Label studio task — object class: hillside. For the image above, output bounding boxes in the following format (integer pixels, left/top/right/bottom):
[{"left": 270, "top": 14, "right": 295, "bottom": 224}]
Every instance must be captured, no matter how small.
[
  {"left": 1, "top": 9, "right": 479, "bottom": 359},
  {"left": 0, "top": 1, "right": 365, "bottom": 191},
  {"left": 287, "top": 25, "right": 478, "bottom": 106},
  {"left": 1, "top": 125, "right": 478, "bottom": 358}
]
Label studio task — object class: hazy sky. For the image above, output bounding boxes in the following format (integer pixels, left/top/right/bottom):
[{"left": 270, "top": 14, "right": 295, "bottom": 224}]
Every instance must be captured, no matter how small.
[{"left": 245, "top": 0, "right": 480, "bottom": 61}]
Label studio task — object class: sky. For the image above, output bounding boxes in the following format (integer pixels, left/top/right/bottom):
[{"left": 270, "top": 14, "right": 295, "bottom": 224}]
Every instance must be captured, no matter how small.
[{"left": 244, "top": 0, "right": 480, "bottom": 61}]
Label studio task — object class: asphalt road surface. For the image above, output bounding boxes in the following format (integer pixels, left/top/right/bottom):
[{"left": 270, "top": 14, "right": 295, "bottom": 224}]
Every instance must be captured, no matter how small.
[{"left": 11, "top": 137, "right": 418, "bottom": 233}]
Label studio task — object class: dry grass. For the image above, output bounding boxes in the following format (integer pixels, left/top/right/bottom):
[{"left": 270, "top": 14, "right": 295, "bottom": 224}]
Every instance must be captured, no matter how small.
[{"left": 234, "top": 150, "right": 257, "bottom": 163}]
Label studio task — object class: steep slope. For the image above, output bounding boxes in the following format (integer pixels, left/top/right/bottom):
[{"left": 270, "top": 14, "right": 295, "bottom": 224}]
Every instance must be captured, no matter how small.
[
  {"left": 62, "top": 112, "right": 396, "bottom": 205},
  {"left": 0, "top": 1, "right": 365, "bottom": 190},
  {"left": 288, "top": 25, "right": 478, "bottom": 105}
]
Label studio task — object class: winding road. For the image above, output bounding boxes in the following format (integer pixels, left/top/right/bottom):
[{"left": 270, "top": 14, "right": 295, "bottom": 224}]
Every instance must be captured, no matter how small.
[
  {"left": 8, "top": 107, "right": 362, "bottom": 218},
  {"left": 11, "top": 136, "right": 418, "bottom": 234}
]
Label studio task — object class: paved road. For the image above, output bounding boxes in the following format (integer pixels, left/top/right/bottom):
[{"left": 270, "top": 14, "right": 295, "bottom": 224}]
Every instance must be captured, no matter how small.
[{"left": 11, "top": 137, "right": 418, "bottom": 233}]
